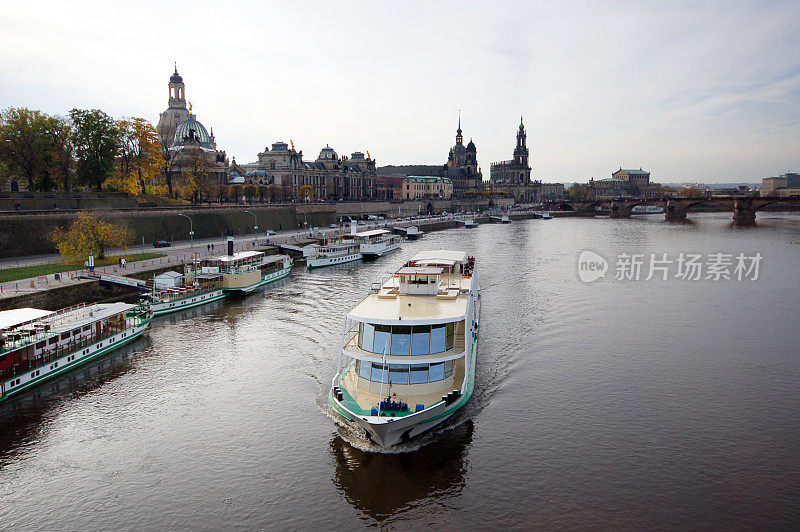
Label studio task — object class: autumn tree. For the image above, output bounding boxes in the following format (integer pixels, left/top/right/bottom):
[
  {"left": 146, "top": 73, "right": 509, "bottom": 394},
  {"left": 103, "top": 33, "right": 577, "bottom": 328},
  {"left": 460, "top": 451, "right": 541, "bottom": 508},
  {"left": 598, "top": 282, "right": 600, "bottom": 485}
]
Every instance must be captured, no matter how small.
[
  {"left": 258, "top": 185, "right": 267, "bottom": 202},
  {"left": 567, "top": 183, "right": 588, "bottom": 201},
  {"left": 51, "top": 211, "right": 133, "bottom": 261},
  {"left": 299, "top": 184, "right": 315, "bottom": 202},
  {"left": 109, "top": 117, "right": 165, "bottom": 195},
  {"left": 183, "top": 148, "right": 210, "bottom": 203},
  {"left": 44, "top": 115, "right": 75, "bottom": 191},
  {"left": 230, "top": 184, "right": 243, "bottom": 203},
  {"left": 70, "top": 109, "right": 119, "bottom": 191},
  {"left": 0, "top": 107, "right": 56, "bottom": 190},
  {"left": 158, "top": 128, "right": 178, "bottom": 198},
  {"left": 681, "top": 186, "right": 705, "bottom": 199},
  {"left": 243, "top": 184, "right": 257, "bottom": 202}
]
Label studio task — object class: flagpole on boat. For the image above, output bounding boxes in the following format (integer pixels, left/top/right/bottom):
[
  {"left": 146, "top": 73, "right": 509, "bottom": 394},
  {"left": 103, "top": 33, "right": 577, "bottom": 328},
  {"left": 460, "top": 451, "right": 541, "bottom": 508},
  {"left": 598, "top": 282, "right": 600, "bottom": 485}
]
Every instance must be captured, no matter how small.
[{"left": 377, "top": 343, "right": 388, "bottom": 417}]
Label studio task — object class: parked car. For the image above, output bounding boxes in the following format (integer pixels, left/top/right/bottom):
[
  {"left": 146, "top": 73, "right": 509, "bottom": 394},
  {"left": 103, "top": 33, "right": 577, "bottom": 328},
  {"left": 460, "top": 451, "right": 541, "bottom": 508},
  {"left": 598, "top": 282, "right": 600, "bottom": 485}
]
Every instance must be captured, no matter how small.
[
  {"left": 153, "top": 240, "right": 171, "bottom": 248},
  {"left": 329, "top": 223, "right": 338, "bottom": 228},
  {"left": 266, "top": 230, "right": 277, "bottom": 236}
]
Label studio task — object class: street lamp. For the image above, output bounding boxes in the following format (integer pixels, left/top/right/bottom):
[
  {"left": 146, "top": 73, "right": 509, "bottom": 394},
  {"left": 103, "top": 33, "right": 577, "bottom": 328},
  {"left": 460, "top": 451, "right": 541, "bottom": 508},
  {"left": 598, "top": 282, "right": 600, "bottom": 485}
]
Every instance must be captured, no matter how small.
[
  {"left": 178, "top": 213, "right": 194, "bottom": 247},
  {"left": 244, "top": 210, "right": 258, "bottom": 233}
]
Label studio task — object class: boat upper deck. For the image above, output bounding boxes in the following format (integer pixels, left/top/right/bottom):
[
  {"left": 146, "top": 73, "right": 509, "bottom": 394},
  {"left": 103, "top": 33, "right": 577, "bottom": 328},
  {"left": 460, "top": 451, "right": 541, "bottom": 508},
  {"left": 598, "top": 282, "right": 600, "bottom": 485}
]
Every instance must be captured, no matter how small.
[{"left": 347, "top": 249, "right": 476, "bottom": 325}]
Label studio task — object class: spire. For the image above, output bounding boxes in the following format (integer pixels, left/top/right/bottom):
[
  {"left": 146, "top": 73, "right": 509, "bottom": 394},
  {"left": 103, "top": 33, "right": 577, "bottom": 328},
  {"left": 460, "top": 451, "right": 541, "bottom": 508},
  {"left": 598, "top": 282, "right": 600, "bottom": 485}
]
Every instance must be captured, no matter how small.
[
  {"left": 174, "top": 61, "right": 178, "bottom": 74},
  {"left": 457, "top": 110, "right": 462, "bottom": 135}
]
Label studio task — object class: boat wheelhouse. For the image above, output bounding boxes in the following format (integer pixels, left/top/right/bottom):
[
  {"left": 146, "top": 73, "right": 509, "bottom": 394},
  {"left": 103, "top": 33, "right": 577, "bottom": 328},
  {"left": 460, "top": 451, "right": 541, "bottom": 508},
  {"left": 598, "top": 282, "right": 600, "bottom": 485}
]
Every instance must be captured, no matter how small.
[
  {"left": 144, "top": 261, "right": 225, "bottom": 317},
  {"left": 329, "top": 250, "right": 480, "bottom": 448},
  {"left": 356, "top": 229, "right": 401, "bottom": 259},
  {"left": 405, "top": 226, "right": 423, "bottom": 240},
  {"left": 187, "top": 238, "right": 292, "bottom": 294},
  {"left": 0, "top": 303, "right": 151, "bottom": 402}
]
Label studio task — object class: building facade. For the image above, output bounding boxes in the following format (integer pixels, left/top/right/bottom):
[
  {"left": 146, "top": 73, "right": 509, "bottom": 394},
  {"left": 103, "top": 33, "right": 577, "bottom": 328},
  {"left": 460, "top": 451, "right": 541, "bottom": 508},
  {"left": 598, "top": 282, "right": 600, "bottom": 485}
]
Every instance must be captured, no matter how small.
[
  {"left": 489, "top": 118, "right": 538, "bottom": 203},
  {"left": 761, "top": 172, "right": 800, "bottom": 196},
  {"left": 588, "top": 168, "right": 662, "bottom": 199},
  {"left": 156, "top": 67, "right": 230, "bottom": 193},
  {"left": 446, "top": 115, "right": 483, "bottom": 194},
  {"left": 402, "top": 176, "right": 453, "bottom": 199}
]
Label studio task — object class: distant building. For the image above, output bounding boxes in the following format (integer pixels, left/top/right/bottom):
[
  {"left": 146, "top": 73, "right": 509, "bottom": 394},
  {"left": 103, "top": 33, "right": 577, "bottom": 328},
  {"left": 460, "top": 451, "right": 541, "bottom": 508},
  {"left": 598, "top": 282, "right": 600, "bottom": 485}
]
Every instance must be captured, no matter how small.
[
  {"left": 402, "top": 176, "right": 453, "bottom": 199},
  {"left": 446, "top": 115, "right": 482, "bottom": 194},
  {"left": 538, "top": 182, "right": 566, "bottom": 202},
  {"left": 375, "top": 175, "right": 405, "bottom": 200},
  {"left": 589, "top": 168, "right": 662, "bottom": 199},
  {"left": 489, "top": 118, "right": 538, "bottom": 203},
  {"left": 761, "top": 172, "right": 800, "bottom": 196},
  {"left": 156, "top": 66, "right": 230, "bottom": 193}
]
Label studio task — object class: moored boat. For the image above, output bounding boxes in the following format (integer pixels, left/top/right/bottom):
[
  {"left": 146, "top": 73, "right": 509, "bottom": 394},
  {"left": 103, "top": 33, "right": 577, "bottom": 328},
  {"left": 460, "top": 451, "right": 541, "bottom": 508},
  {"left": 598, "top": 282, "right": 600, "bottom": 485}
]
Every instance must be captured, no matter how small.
[
  {"left": 405, "top": 226, "right": 423, "bottom": 240},
  {"left": 357, "top": 229, "right": 402, "bottom": 259},
  {"left": 186, "top": 238, "right": 292, "bottom": 294},
  {"left": 144, "top": 262, "right": 225, "bottom": 317},
  {"left": 0, "top": 302, "right": 151, "bottom": 402},
  {"left": 329, "top": 249, "right": 480, "bottom": 448},
  {"left": 306, "top": 240, "right": 362, "bottom": 269}
]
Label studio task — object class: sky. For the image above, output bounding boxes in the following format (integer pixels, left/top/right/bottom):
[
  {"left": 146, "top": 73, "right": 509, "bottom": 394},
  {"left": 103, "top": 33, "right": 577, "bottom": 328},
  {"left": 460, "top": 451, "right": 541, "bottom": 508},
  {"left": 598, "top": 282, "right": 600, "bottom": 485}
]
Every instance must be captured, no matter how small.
[{"left": 1, "top": 0, "right": 799, "bottom": 183}]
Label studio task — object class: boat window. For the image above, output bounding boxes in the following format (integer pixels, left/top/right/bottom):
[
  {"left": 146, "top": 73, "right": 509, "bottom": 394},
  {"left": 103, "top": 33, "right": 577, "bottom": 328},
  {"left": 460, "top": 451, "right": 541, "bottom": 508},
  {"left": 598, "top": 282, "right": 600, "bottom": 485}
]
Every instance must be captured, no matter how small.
[
  {"left": 445, "top": 359, "right": 454, "bottom": 378},
  {"left": 410, "top": 364, "right": 429, "bottom": 384},
  {"left": 49, "top": 337, "right": 57, "bottom": 345},
  {"left": 360, "top": 323, "right": 374, "bottom": 351},
  {"left": 83, "top": 325, "right": 91, "bottom": 331},
  {"left": 429, "top": 362, "right": 445, "bottom": 382},
  {"left": 60, "top": 332, "right": 69, "bottom": 340},
  {"left": 388, "top": 364, "right": 409, "bottom": 385},
  {"left": 391, "top": 326, "right": 411, "bottom": 356},
  {"left": 358, "top": 360, "right": 371, "bottom": 380},
  {"left": 373, "top": 325, "right": 391, "bottom": 355},
  {"left": 36, "top": 341, "right": 45, "bottom": 349},
  {"left": 370, "top": 363, "right": 388, "bottom": 382},
  {"left": 430, "top": 325, "right": 447, "bottom": 353},
  {"left": 411, "top": 325, "right": 431, "bottom": 355},
  {"left": 446, "top": 322, "right": 455, "bottom": 350}
]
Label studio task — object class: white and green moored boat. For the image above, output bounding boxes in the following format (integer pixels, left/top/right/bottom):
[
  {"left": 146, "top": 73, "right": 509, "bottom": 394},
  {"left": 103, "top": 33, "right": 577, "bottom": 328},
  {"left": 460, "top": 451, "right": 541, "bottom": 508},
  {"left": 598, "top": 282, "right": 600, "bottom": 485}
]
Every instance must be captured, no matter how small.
[
  {"left": 329, "top": 249, "right": 479, "bottom": 447},
  {"left": 0, "top": 302, "right": 151, "bottom": 402},
  {"left": 186, "top": 238, "right": 292, "bottom": 295}
]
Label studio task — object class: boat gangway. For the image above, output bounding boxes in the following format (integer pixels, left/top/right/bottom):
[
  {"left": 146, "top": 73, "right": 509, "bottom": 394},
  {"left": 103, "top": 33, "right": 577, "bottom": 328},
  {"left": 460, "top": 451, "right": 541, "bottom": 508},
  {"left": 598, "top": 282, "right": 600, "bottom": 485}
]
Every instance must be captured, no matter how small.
[{"left": 78, "top": 272, "right": 149, "bottom": 291}]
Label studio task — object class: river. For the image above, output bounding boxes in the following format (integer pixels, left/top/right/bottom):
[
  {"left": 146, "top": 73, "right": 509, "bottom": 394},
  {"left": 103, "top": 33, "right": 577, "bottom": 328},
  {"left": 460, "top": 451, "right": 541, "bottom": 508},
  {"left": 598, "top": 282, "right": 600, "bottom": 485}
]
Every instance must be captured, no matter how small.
[{"left": 1, "top": 213, "right": 799, "bottom": 528}]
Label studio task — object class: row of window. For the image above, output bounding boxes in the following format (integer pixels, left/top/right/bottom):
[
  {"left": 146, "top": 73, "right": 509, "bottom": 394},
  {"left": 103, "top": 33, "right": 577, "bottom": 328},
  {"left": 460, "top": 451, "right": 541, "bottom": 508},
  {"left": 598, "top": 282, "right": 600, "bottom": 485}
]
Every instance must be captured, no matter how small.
[
  {"left": 356, "top": 360, "right": 454, "bottom": 384},
  {"left": 358, "top": 323, "right": 456, "bottom": 356},
  {"left": 35, "top": 324, "right": 94, "bottom": 349}
]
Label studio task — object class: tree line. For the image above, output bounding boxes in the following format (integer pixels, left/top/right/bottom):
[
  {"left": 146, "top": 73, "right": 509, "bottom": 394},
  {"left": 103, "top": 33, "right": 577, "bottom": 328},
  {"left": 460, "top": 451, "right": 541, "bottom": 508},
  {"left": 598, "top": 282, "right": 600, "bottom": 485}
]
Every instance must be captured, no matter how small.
[{"left": 0, "top": 107, "right": 164, "bottom": 195}]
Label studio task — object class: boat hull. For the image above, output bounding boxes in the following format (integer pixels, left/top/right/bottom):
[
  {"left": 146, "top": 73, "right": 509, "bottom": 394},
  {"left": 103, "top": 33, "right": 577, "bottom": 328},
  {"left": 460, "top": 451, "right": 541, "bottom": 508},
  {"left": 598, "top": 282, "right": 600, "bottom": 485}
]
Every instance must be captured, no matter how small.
[
  {"left": 224, "top": 264, "right": 292, "bottom": 294},
  {"left": 360, "top": 242, "right": 401, "bottom": 259},
  {"left": 0, "top": 320, "right": 150, "bottom": 402},
  {"left": 307, "top": 252, "right": 362, "bottom": 269},
  {"left": 149, "top": 289, "right": 226, "bottom": 317}
]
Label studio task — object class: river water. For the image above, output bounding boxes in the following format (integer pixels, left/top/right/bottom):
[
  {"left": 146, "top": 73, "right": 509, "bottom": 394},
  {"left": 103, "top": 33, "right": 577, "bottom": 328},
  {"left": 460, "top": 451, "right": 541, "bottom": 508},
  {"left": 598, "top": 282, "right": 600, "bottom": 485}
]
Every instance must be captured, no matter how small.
[{"left": 1, "top": 213, "right": 799, "bottom": 529}]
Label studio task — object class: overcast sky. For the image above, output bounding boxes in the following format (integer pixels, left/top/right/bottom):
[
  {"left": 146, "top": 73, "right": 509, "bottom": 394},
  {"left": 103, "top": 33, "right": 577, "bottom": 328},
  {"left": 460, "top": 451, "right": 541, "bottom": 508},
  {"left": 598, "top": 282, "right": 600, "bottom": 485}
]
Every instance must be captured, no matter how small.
[{"left": 2, "top": 0, "right": 799, "bottom": 183}]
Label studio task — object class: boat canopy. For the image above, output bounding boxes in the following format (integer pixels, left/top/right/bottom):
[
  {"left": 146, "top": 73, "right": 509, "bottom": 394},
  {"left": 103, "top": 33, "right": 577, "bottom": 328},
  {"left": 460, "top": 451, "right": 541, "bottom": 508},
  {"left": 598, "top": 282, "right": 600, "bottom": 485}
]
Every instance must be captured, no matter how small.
[
  {"left": 397, "top": 266, "right": 443, "bottom": 276},
  {"left": 212, "top": 251, "right": 263, "bottom": 263},
  {"left": 409, "top": 250, "right": 467, "bottom": 264},
  {"left": 0, "top": 308, "right": 54, "bottom": 331},
  {"left": 354, "top": 229, "right": 391, "bottom": 238}
]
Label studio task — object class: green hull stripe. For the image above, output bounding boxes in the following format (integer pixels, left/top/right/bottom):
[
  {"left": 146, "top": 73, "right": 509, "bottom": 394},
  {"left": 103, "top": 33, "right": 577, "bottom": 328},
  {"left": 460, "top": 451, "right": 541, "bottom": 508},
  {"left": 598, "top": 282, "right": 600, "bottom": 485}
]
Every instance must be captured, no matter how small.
[
  {"left": 151, "top": 292, "right": 226, "bottom": 316},
  {"left": 1, "top": 323, "right": 150, "bottom": 402}
]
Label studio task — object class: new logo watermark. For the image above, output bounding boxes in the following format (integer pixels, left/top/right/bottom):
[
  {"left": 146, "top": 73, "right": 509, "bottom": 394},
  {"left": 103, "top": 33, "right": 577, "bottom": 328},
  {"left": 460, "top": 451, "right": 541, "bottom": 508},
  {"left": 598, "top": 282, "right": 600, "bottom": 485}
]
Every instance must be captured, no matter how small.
[
  {"left": 578, "top": 250, "right": 609, "bottom": 282},
  {"left": 578, "top": 251, "right": 762, "bottom": 282}
]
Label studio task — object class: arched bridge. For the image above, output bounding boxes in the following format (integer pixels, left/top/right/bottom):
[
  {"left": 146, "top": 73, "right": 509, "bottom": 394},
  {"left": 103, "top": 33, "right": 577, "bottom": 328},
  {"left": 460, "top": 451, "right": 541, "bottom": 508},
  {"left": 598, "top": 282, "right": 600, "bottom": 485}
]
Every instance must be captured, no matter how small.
[{"left": 553, "top": 196, "right": 800, "bottom": 224}]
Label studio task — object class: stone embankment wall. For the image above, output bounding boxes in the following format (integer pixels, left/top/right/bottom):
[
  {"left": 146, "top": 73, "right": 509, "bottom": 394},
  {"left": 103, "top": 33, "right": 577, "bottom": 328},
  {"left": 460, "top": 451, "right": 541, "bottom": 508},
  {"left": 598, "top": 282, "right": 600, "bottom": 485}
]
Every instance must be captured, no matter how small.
[{"left": 0, "top": 197, "right": 513, "bottom": 258}]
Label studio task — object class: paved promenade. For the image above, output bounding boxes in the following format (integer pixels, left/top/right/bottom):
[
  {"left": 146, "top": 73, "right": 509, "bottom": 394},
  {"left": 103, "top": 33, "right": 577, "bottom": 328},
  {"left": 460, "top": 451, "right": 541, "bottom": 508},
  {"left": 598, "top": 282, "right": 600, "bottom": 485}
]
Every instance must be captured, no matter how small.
[{"left": 0, "top": 215, "right": 460, "bottom": 301}]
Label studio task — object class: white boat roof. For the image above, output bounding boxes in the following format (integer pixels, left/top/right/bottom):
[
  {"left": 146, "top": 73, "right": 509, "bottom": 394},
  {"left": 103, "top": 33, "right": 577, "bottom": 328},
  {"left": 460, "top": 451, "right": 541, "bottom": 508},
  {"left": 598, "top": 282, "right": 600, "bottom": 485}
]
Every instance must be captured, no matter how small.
[
  {"left": 0, "top": 308, "right": 54, "bottom": 330},
  {"left": 156, "top": 271, "right": 183, "bottom": 278},
  {"left": 348, "top": 292, "right": 468, "bottom": 325},
  {"left": 49, "top": 303, "right": 136, "bottom": 333},
  {"left": 410, "top": 250, "right": 467, "bottom": 263},
  {"left": 397, "top": 266, "right": 443, "bottom": 275},
  {"left": 262, "top": 254, "right": 289, "bottom": 264},
  {"left": 355, "top": 229, "right": 391, "bottom": 237},
  {"left": 213, "top": 251, "right": 263, "bottom": 262}
]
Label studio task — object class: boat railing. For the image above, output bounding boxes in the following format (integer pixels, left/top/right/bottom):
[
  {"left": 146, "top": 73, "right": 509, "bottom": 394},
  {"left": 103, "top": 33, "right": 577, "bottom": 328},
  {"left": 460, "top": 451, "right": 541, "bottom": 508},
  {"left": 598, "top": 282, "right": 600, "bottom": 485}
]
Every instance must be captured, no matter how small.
[{"left": 0, "top": 320, "right": 132, "bottom": 382}]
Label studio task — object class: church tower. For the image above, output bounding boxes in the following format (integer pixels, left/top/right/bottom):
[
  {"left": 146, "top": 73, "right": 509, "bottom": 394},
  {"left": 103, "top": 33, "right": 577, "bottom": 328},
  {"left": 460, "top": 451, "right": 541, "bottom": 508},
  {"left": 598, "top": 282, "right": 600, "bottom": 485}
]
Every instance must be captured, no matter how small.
[
  {"left": 158, "top": 64, "right": 191, "bottom": 147},
  {"left": 514, "top": 116, "right": 529, "bottom": 168},
  {"left": 168, "top": 64, "right": 186, "bottom": 109}
]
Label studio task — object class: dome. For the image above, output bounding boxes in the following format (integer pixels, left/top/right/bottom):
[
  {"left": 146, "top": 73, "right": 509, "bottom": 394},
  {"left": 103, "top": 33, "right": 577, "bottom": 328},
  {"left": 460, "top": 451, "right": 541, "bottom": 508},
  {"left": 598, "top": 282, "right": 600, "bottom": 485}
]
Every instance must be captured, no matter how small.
[
  {"left": 318, "top": 144, "right": 337, "bottom": 160},
  {"left": 170, "top": 69, "right": 183, "bottom": 84},
  {"left": 173, "top": 117, "right": 212, "bottom": 148},
  {"left": 466, "top": 139, "right": 476, "bottom": 151}
]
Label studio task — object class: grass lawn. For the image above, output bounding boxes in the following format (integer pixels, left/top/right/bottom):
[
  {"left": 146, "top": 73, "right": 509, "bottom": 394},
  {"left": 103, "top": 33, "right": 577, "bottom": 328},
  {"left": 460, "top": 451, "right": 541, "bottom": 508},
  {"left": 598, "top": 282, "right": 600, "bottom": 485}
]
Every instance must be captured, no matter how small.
[{"left": 0, "top": 253, "right": 167, "bottom": 284}]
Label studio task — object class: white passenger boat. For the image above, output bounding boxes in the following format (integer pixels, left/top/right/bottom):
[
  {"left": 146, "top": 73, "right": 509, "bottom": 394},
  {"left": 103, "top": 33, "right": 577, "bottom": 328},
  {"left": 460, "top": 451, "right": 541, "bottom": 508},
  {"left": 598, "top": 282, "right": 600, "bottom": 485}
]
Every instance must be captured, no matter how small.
[
  {"left": 306, "top": 240, "right": 362, "bottom": 269},
  {"left": 357, "top": 229, "right": 402, "bottom": 259},
  {"left": 144, "top": 261, "right": 225, "bottom": 317},
  {"left": 500, "top": 215, "right": 511, "bottom": 224},
  {"left": 329, "top": 250, "right": 480, "bottom": 448},
  {"left": 463, "top": 219, "right": 477, "bottom": 228},
  {"left": 631, "top": 205, "right": 664, "bottom": 214},
  {"left": 0, "top": 302, "right": 151, "bottom": 402},
  {"left": 186, "top": 237, "right": 292, "bottom": 294}
]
